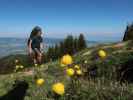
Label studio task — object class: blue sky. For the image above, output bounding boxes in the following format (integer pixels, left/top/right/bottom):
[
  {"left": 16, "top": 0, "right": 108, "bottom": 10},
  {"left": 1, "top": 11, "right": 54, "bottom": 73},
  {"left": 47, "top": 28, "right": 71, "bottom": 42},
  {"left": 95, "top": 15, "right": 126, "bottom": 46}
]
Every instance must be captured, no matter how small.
[{"left": 0, "top": 0, "right": 133, "bottom": 41}]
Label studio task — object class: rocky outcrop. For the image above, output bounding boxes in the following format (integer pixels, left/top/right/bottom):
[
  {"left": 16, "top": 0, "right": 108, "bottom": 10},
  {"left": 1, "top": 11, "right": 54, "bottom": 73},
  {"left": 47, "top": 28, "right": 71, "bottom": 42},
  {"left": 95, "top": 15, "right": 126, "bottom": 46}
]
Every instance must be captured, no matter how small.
[{"left": 123, "top": 23, "right": 133, "bottom": 41}]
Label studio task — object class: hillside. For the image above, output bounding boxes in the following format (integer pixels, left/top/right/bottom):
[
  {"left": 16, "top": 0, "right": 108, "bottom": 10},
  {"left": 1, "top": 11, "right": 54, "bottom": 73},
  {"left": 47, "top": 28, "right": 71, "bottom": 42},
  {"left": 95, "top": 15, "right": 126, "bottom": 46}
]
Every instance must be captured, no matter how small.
[{"left": 1, "top": 41, "right": 133, "bottom": 100}]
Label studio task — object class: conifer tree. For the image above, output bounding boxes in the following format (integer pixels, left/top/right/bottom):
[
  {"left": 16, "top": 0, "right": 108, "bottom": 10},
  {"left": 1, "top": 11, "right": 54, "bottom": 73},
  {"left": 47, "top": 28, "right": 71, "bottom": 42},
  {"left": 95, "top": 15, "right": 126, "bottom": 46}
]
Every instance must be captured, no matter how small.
[
  {"left": 46, "top": 46, "right": 53, "bottom": 61},
  {"left": 54, "top": 44, "right": 60, "bottom": 59},
  {"left": 73, "top": 37, "right": 79, "bottom": 53},
  {"left": 64, "top": 35, "right": 74, "bottom": 54},
  {"left": 59, "top": 41, "right": 65, "bottom": 56},
  {"left": 51, "top": 46, "right": 56, "bottom": 60},
  {"left": 45, "top": 34, "right": 87, "bottom": 63},
  {"left": 78, "top": 33, "right": 87, "bottom": 50}
]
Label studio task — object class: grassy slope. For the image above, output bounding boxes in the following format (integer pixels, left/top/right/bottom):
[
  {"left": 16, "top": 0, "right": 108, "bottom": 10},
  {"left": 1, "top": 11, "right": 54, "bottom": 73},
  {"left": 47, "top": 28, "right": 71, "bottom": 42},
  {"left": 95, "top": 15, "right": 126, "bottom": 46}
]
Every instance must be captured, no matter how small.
[{"left": 1, "top": 41, "right": 133, "bottom": 100}]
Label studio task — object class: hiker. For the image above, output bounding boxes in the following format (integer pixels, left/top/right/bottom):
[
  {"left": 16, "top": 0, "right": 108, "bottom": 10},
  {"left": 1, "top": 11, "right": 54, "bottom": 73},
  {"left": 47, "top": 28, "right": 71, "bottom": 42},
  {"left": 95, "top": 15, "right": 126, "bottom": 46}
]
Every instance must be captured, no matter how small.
[{"left": 27, "top": 26, "right": 44, "bottom": 64}]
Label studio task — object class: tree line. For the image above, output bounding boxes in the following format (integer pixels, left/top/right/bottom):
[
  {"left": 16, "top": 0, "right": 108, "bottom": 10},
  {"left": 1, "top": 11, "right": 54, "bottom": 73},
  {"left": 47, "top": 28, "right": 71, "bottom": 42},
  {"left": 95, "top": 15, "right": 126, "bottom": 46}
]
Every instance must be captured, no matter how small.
[{"left": 44, "top": 33, "right": 87, "bottom": 62}]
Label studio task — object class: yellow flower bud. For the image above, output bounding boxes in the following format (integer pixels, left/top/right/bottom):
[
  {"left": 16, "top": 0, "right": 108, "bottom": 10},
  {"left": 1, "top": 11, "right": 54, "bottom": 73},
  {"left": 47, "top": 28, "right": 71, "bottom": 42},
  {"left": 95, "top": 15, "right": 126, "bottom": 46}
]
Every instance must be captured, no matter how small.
[
  {"left": 15, "top": 65, "right": 20, "bottom": 69},
  {"left": 60, "top": 63, "right": 66, "bottom": 67},
  {"left": 36, "top": 78, "right": 45, "bottom": 86},
  {"left": 52, "top": 82, "right": 65, "bottom": 95},
  {"left": 66, "top": 68, "right": 75, "bottom": 76},
  {"left": 61, "top": 54, "right": 73, "bottom": 65},
  {"left": 74, "top": 65, "right": 80, "bottom": 69},
  {"left": 76, "top": 69, "right": 82, "bottom": 75},
  {"left": 40, "top": 64, "right": 45, "bottom": 68},
  {"left": 20, "top": 65, "right": 24, "bottom": 69},
  {"left": 34, "top": 64, "right": 38, "bottom": 67},
  {"left": 98, "top": 50, "right": 107, "bottom": 58},
  {"left": 84, "top": 60, "right": 88, "bottom": 64},
  {"left": 15, "top": 59, "right": 19, "bottom": 63}
]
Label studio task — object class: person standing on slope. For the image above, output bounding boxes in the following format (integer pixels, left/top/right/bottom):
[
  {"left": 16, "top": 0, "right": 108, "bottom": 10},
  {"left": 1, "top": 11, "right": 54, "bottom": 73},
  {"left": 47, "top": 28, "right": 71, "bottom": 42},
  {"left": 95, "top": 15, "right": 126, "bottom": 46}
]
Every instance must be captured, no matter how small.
[{"left": 27, "top": 26, "right": 44, "bottom": 65}]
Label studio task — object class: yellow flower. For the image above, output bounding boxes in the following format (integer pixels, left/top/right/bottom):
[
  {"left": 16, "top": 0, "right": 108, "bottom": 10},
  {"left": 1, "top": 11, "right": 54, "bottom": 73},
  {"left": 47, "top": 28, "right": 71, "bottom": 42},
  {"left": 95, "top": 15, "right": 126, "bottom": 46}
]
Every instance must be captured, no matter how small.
[
  {"left": 66, "top": 68, "right": 75, "bottom": 76},
  {"left": 76, "top": 69, "right": 82, "bottom": 75},
  {"left": 20, "top": 65, "right": 24, "bottom": 69},
  {"left": 60, "top": 63, "right": 66, "bottom": 67},
  {"left": 74, "top": 65, "right": 80, "bottom": 69},
  {"left": 40, "top": 64, "right": 45, "bottom": 68},
  {"left": 34, "top": 64, "right": 38, "bottom": 67},
  {"left": 98, "top": 50, "right": 107, "bottom": 58},
  {"left": 61, "top": 54, "right": 73, "bottom": 65},
  {"left": 36, "top": 78, "right": 45, "bottom": 86},
  {"left": 52, "top": 82, "right": 65, "bottom": 95},
  {"left": 84, "top": 60, "right": 88, "bottom": 64},
  {"left": 15, "top": 59, "right": 19, "bottom": 63},
  {"left": 15, "top": 65, "right": 20, "bottom": 69}
]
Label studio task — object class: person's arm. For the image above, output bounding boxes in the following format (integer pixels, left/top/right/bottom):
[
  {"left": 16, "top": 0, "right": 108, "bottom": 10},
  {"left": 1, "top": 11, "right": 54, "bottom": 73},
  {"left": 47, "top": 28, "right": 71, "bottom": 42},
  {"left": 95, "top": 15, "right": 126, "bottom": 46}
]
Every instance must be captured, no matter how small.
[
  {"left": 40, "top": 37, "right": 44, "bottom": 53},
  {"left": 40, "top": 43, "right": 44, "bottom": 53},
  {"left": 28, "top": 39, "right": 32, "bottom": 54}
]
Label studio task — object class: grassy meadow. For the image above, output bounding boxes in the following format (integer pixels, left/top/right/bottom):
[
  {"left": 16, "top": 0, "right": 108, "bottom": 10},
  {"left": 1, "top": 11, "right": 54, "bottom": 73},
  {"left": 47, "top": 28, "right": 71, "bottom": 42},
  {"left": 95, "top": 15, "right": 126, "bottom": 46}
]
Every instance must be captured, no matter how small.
[{"left": 0, "top": 41, "right": 133, "bottom": 100}]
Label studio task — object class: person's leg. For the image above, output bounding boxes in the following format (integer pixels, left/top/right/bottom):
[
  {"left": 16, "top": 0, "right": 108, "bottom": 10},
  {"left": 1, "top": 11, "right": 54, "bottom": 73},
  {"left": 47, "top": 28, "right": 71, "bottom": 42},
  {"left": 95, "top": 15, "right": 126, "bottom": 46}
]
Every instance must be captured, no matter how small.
[
  {"left": 34, "top": 52, "right": 38, "bottom": 64},
  {"left": 29, "top": 52, "right": 36, "bottom": 64},
  {"left": 37, "top": 52, "right": 42, "bottom": 64},
  {"left": 32, "top": 50, "right": 37, "bottom": 64},
  {"left": 33, "top": 58, "right": 37, "bottom": 64},
  {"left": 34, "top": 48, "right": 42, "bottom": 64},
  {"left": 35, "top": 50, "right": 42, "bottom": 64}
]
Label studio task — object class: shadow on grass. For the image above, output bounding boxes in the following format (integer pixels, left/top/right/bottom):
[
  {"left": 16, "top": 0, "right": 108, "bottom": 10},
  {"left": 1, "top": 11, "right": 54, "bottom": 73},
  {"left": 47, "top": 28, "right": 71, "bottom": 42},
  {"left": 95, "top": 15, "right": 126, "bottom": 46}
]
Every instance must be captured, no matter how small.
[{"left": 0, "top": 80, "right": 29, "bottom": 100}]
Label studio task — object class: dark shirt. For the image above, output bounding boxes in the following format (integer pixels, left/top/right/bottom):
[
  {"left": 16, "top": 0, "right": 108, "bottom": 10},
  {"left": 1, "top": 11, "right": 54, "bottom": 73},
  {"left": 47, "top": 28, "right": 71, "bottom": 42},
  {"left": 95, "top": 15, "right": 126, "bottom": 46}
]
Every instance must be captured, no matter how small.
[{"left": 31, "top": 36, "right": 43, "bottom": 49}]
